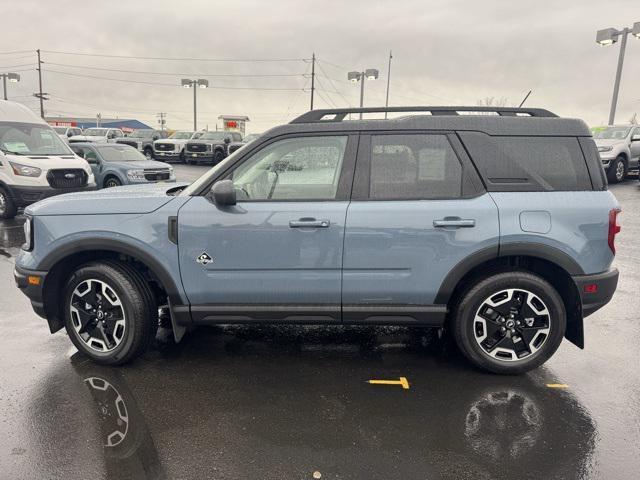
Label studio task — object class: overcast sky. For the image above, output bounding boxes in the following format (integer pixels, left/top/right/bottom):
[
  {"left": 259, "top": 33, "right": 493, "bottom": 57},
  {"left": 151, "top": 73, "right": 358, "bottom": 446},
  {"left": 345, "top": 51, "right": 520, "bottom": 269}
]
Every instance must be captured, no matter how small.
[{"left": 2, "top": 0, "right": 639, "bottom": 132}]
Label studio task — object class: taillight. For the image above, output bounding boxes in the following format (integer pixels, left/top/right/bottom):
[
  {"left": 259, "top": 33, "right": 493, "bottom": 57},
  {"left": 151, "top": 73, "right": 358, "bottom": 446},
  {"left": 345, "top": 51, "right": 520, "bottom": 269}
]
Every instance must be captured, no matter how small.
[{"left": 608, "top": 208, "right": 621, "bottom": 254}]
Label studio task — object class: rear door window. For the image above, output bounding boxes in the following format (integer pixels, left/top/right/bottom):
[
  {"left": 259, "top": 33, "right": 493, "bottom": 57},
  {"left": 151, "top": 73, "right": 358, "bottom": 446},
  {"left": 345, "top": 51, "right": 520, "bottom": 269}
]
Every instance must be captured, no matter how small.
[
  {"left": 459, "top": 132, "right": 592, "bottom": 191},
  {"left": 368, "top": 134, "right": 463, "bottom": 200}
]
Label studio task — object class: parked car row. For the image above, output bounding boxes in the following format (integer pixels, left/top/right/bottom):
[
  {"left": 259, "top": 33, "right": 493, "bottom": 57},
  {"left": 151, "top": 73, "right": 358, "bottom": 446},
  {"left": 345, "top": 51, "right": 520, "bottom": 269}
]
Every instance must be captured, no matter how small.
[
  {"left": 0, "top": 101, "right": 176, "bottom": 219},
  {"left": 592, "top": 125, "right": 640, "bottom": 183},
  {"left": 155, "top": 130, "right": 256, "bottom": 165}
]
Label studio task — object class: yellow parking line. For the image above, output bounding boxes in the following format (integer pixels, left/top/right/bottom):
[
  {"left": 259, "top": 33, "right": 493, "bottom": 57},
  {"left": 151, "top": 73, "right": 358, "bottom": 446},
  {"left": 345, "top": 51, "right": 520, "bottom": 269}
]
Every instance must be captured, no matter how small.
[
  {"left": 546, "top": 383, "right": 569, "bottom": 388},
  {"left": 367, "top": 376, "right": 410, "bottom": 389}
]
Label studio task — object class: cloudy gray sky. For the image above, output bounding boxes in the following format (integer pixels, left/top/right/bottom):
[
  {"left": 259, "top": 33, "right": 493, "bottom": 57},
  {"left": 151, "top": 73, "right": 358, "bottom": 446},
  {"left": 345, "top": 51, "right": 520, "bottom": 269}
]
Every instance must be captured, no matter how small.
[{"left": 2, "top": 0, "right": 639, "bottom": 132}]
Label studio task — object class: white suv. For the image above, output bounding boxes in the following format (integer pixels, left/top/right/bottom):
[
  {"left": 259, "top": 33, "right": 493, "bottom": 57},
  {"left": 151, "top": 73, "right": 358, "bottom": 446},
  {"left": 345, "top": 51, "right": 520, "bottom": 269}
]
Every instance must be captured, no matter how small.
[
  {"left": 592, "top": 125, "right": 640, "bottom": 183},
  {"left": 0, "top": 101, "right": 96, "bottom": 219},
  {"left": 68, "top": 127, "right": 124, "bottom": 144}
]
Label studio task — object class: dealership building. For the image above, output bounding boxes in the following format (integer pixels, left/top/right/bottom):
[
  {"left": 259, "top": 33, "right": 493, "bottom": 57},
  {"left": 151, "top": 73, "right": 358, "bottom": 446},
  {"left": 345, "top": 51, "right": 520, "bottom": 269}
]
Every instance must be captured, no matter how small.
[{"left": 46, "top": 116, "right": 152, "bottom": 133}]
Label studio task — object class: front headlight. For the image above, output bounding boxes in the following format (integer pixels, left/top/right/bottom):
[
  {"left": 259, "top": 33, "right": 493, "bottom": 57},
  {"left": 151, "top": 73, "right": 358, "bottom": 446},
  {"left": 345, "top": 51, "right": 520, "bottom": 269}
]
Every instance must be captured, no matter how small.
[
  {"left": 137, "top": 141, "right": 143, "bottom": 150},
  {"left": 10, "top": 162, "right": 42, "bottom": 177},
  {"left": 598, "top": 146, "right": 613, "bottom": 152},
  {"left": 22, "top": 216, "right": 33, "bottom": 251},
  {"left": 169, "top": 167, "right": 175, "bottom": 177},
  {"left": 127, "top": 169, "right": 146, "bottom": 181}
]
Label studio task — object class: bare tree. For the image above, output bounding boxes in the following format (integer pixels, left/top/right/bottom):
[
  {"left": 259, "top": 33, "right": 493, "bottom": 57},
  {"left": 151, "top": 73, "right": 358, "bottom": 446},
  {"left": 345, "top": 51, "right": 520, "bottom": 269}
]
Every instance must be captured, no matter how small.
[
  {"left": 477, "top": 97, "right": 509, "bottom": 107},
  {"left": 630, "top": 113, "right": 638, "bottom": 125}
]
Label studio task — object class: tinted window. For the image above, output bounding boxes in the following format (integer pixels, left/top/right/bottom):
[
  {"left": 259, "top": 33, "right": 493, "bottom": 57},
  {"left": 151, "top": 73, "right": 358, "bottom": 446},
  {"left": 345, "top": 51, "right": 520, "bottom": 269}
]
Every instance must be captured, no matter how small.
[
  {"left": 368, "top": 134, "right": 462, "bottom": 200},
  {"left": 231, "top": 136, "right": 347, "bottom": 201},
  {"left": 459, "top": 132, "right": 591, "bottom": 191}
]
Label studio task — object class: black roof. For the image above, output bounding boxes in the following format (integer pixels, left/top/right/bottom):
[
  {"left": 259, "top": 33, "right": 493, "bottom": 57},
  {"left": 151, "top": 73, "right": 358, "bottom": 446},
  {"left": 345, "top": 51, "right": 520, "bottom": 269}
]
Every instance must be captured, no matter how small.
[{"left": 265, "top": 107, "right": 592, "bottom": 137}]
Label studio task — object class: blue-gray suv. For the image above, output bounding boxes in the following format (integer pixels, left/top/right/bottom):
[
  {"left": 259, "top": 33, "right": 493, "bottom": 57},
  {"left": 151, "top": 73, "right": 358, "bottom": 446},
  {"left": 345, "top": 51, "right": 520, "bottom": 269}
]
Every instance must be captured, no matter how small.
[
  {"left": 70, "top": 143, "right": 176, "bottom": 188},
  {"left": 13, "top": 107, "right": 620, "bottom": 374}
]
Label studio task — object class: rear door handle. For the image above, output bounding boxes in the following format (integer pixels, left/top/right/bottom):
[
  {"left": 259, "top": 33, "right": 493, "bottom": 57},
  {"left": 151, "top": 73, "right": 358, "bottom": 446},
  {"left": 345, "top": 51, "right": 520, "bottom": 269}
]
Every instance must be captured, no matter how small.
[
  {"left": 289, "top": 218, "right": 330, "bottom": 228},
  {"left": 433, "top": 218, "right": 476, "bottom": 228}
]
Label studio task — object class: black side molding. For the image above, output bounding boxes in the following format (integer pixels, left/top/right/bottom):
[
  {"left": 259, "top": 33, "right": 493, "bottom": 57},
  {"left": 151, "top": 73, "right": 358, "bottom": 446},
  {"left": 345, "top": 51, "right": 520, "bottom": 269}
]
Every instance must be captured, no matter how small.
[{"left": 168, "top": 216, "right": 178, "bottom": 244}]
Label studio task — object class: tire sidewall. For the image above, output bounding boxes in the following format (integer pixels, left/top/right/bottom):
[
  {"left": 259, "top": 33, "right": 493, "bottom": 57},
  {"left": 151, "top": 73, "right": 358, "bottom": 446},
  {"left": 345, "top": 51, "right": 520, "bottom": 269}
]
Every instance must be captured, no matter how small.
[
  {"left": 104, "top": 177, "right": 121, "bottom": 188},
  {"left": 0, "top": 186, "right": 17, "bottom": 219},
  {"left": 455, "top": 272, "right": 566, "bottom": 374},
  {"left": 63, "top": 267, "right": 137, "bottom": 364}
]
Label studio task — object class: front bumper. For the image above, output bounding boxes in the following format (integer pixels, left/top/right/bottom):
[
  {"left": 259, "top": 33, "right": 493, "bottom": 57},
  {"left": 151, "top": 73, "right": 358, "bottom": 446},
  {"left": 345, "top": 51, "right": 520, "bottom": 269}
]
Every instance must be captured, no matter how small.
[
  {"left": 186, "top": 151, "right": 214, "bottom": 162},
  {"left": 7, "top": 184, "right": 98, "bottom": 208},
  {"left": 154, "top": 151, "right": 182, "bottom": 161},
  {"left": 14, "top": 265, "right": 47, "bottom": 319},
  {"left": 573, "top": 268, "right": 619, "bottom": 317}
]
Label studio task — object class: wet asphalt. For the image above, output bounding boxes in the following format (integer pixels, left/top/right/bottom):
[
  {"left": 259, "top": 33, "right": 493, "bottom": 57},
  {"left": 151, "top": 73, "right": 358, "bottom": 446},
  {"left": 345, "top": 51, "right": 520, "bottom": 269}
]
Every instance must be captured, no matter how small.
[{"left": 0, "top": 166, "right": 639, "bottom": 480}]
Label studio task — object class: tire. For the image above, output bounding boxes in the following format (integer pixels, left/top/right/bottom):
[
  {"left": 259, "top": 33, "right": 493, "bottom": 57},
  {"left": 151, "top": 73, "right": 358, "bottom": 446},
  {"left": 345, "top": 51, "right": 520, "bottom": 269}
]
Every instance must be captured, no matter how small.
[
  {"left": 607, "top": 156, "right": 626, "bottom": 183},
  {"left": 213, "top": 150, "right": 225, "bottom": 165},
  {"left": 0, "top": 186, "right": 18, "bottom": 220},
  {"left": 62, "top": 261, "right": 157, "bottom": 365},
  {"left": 104, "top": 176, "right": 122, "bottom": 188},
  {"left": 452, "top": 271, "right": 566, "bottom": 374},
  {"left": 143, "top": 148, "right": 154, "bottom": 160}
]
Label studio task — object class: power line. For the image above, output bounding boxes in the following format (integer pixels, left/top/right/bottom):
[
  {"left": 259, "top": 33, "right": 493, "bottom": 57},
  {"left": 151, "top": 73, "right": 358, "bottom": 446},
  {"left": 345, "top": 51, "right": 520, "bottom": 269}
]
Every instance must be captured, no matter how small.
[
  {"left": 316, "top": 62, "right": 353, "bottom": 107},
  {"left": 42, "top": 50, "right": 308, "bottom": 63},
  {"left": 44, "top": 62, "right": 306, "bottom": 78},
  {"left": 0, "top": 50, "right": 33, "bottom": 55},
  {"left": 0, "top": 63, "right": 35, "bottom": 69},
  {"left": 44, "top": 69, "right": 305, "bottom": 90}
]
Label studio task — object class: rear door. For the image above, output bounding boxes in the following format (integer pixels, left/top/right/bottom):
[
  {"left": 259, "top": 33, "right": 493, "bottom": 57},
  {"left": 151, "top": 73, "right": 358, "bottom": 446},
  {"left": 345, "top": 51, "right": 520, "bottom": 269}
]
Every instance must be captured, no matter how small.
[
  {"left": 630, "top": 127, "right": 640, "bottom": 167},
  {"left": 178, "top": 133, "right": 358, "bottom": 323},
  {"left": 342, "top": 132, "right": 499, "bottom": 322}
]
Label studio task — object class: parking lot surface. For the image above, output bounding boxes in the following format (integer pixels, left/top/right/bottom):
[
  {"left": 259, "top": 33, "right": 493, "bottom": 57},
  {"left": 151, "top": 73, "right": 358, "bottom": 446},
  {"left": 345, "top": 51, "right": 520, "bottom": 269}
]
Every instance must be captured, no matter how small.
[{"left": 0, "top": 170, "right": 639, "bottom": 479}]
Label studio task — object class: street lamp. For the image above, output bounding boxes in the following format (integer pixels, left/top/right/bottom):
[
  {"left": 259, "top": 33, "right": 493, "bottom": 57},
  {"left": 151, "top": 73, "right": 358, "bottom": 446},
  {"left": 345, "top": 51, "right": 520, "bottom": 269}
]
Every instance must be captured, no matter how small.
[
  {"left": 596, "top": 22, "right": 640, "bottom": 124},
  {"left": 348, "top": 68, "right": 379, "bottom": 119},
  {"left": 181, "top": 78, "right": 209, "bottom": 130},
  {"left": 1, "top": 72, "right": 20, "bottom": 100}
]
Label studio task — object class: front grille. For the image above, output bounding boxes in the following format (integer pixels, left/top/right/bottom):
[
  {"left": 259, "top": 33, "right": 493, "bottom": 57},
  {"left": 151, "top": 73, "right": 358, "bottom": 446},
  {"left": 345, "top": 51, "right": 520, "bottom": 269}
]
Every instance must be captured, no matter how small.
[
  {"left": 47, "top": 169, "right": 88, "bottom": 189},
  {"left": 117, "top": 140, "right": 139, "bottom": 148},
  {"left": 186, "top": 143, "right": 209, "bottom": 153},
  {"left": 154, "top": 143, "right": 175, "bottom": 152},
  {"left": 144, "top": 169, "right": 171, "bottom": 181}
]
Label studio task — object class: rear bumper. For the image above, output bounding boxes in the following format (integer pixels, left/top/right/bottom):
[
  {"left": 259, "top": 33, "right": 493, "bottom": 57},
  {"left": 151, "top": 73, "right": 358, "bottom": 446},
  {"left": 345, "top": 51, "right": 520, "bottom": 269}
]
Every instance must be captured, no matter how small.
[
  {"left": 14, "top": 265, "right": 47, "bottom": 319},
  {"left": 573, "top": 268, "right": 619, "bottom": 317},
  {"left": 7, "top": 184, "right": 97, "bottom": 208}
]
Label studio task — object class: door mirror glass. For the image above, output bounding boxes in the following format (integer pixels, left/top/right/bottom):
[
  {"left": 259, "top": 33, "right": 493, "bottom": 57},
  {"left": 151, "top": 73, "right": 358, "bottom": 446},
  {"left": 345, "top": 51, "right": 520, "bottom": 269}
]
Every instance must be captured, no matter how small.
[
  {"left": 67, "top": 131, "right": 73, "bottom": 137},
  {"left": 210, "top": 179, "right": 237, "bottom": 206},
  {"left": 224, "top": 137, "right": 231, "bottom": 144}
]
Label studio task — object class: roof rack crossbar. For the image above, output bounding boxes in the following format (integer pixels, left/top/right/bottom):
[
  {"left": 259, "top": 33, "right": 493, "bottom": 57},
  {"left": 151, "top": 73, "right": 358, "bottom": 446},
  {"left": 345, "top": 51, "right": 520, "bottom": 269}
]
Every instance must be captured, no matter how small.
[{"left": 290, "top": 106, "right": 558, "bottom": 123}]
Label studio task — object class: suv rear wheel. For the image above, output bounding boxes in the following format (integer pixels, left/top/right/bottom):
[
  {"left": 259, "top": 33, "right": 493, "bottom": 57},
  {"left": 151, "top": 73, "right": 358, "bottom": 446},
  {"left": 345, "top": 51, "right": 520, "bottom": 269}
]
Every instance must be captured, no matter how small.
[
  {"left": 63, "top": 261, "right": 157, "bottom": 365},
  {"left": 452, "top": 271, "right": 565, "bottom": 374},
  {"left": 0, "top": 186, "right": 18, "bottom": 219},
  {"left": 607, "top": 156, "right": 626, "bottom": 183}
]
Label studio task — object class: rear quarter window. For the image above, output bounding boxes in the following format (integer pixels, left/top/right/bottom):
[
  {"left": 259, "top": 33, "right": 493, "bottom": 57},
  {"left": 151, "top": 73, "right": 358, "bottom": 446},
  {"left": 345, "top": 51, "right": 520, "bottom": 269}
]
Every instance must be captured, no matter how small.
[{"left": 459, "top": 132, "right": 593, "bottom": 191}]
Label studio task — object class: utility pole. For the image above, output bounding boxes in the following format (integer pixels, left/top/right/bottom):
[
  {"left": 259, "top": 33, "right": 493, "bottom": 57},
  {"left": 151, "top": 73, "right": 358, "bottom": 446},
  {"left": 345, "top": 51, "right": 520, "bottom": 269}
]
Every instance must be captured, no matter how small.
[
  {"left": 384, "top": 50, "right": 393, "bottom": 119},
  {"left": 2, "top": 75, "right": 5, "bottom": 101},
  {"left": 35, "top": 49, "right": 46, "bottom": 118},
  {"left": 609, "top": 29, "right": 628, "bottom": 125},
  {"left": 157, "top": 112, "right": 167, "bottom": 132},
  {"left": 310, "top": 53, "right": 316, "bottom": 110},
  {"left": 193, "top": 83, "right": 197, "bottom": 130}
]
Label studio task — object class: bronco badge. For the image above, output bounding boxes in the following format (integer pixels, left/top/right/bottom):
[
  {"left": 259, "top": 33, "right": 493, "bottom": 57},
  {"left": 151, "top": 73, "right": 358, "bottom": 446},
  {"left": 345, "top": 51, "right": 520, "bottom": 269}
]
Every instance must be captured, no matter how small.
[{"left": 196, "top": 252, "right": 213, "bottom": 265}]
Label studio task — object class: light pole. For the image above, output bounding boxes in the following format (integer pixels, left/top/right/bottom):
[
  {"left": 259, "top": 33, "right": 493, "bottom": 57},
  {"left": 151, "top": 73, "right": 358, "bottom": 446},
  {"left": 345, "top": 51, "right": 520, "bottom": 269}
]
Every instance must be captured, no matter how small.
[
  {"left": 181, "top": 78, "right": 209, "bottom": 130},
  {"left": 348, "top": 68, "right": 379, "bottom": 119},
  {"left": 596, "top": 22, "right": 640, "bottom": 124},
  {"left": 0, "top": 72, "right": 20, "bottom": 100}
]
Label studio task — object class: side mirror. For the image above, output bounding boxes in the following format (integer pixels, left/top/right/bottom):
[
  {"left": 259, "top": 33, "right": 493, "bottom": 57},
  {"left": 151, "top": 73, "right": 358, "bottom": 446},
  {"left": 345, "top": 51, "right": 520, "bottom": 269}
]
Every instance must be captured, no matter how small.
[
  {"left": 209, "top": 179, "right": 236, "bottom": 206},
  {"left": 224, "top": 137, "right": 231, "bottom": 144},
  {"left": 67, "top": 131, "right": 73, "bottom": 137},
  {"left": 632, "top": 134, "right": 640, "bottom": 142}
]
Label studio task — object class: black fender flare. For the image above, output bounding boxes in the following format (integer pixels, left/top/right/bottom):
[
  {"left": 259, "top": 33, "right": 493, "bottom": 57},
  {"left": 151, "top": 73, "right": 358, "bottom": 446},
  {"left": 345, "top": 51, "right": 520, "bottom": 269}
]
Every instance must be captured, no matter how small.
[{"left": 434, "top": 242, "right": 584, "bottom": 305}]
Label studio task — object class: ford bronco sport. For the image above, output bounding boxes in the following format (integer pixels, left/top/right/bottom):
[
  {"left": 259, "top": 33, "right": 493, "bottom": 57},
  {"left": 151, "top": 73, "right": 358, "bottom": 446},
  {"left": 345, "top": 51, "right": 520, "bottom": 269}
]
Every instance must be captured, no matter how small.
[{"left": 13, "top": 107, "right": 620, "bottom": 374}]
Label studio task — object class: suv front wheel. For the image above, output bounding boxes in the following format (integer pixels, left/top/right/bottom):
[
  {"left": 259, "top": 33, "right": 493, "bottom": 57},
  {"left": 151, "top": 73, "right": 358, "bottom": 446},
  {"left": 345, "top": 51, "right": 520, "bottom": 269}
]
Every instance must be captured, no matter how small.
[
  {"left": 607, "top": 156, "right": 627, "bottom": 183},
  {"left": 0, "top": 186, "right": 18, "bottom": 219},
  {"left": 452, "top": 271, "right": 566, "bottom": 374},
  {"left": 63, "top": 261, "right": 157, "bottom": 365}
]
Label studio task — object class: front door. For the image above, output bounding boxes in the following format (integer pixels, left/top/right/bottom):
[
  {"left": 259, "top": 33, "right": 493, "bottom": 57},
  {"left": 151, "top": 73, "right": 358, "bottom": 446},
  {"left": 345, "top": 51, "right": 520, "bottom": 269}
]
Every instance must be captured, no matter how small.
[
  {"left": 630, "top": 127, "right": 640, "bottom": 168},
  {"left": 178, "top": 133, "right": 357, "bottom": 323},
  {"left": 342, "top": 132, "right": 499, "bottom": 323}
]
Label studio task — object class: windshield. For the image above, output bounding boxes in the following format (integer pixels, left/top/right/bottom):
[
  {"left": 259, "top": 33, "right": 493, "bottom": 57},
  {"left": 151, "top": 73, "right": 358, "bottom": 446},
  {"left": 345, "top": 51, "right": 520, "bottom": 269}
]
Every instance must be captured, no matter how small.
[
  {"left": 592, "top": 126, "right": 631, "bottom": 140},
  {"left": 129, "top": 129, "right": 155, "bottom": 138},
  {"left": 96, "top": 145, "right": 147, "bottom": 162},
  {"left": 85, "top": 128, "right": 108, "bottom": 137},
  {"left": 200, "top": 132, "right": 231, "bottom": 141},
  {"left": 170, "top": 131, "right": 194, "bottom": 139},
  {"left": 0, "top": 122, "right": 73, "bottom": 156},
  {"left": 52, "top": 127, "right": 67, "bottom": 134}
]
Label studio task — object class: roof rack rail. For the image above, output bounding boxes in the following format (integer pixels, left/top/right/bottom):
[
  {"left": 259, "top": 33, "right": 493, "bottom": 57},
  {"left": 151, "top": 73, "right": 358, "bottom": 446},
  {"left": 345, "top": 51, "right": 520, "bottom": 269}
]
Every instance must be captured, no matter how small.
[{"left": 290, "top": 106, "right": 558, "bottom": 123}]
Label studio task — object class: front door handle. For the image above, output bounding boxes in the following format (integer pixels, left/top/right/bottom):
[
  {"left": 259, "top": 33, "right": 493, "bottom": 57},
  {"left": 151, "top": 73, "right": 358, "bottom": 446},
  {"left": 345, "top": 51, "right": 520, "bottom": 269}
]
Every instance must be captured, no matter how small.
[
  {"left": 289, "top": 218, "right": 330, "bottom": 228},
  {"left": 433, "top": 218, "right": 476, "bottom": 228}
]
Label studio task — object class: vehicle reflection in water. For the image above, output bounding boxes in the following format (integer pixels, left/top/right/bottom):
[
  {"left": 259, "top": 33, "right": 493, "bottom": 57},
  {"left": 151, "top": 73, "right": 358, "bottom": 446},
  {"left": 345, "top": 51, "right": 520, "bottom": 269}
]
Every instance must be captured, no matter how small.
[{"left": 26, "top": 326, "right": 595, "bottom": 480}]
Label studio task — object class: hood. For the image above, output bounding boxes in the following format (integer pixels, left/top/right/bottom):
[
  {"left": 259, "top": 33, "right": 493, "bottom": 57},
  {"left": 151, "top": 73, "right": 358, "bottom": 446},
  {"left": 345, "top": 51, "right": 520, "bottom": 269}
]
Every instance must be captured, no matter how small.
[
  {"left": 2, "top": 153, "right": 89, "bottom": 171},
  {"left": 187, "top": 139, "right": 225, "bottom": 145},
  {"left": 69, "top": 135, "right": 107, "bottom": 143},
  {"left": 155, "top": 138, "right": 187, "bottom": 145},
  {"left": 25, "top": 182, "right": 188, "bottom": 216},
  {"left": 107, "top": 159, "right": 172, "bottom": 170},
  {"left": 594, "top": 138, "right": 625, "bottom": 147}
]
